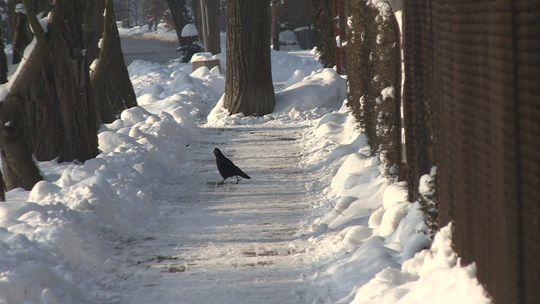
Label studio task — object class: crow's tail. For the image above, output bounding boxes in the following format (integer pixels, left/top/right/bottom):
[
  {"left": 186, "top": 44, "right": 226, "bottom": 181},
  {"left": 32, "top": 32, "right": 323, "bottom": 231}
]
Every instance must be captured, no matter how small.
[{"left": 237, "top": 169, "right": 251, "bottom": 179}]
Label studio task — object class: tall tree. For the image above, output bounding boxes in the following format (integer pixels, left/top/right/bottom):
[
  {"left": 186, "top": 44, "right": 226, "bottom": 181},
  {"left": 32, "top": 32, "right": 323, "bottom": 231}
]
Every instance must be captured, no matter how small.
[
  {"left": 312, "top": 0, "right": 334, "bottom": 67},
  {"left": 195, "top": 0, "right": 220, "bottom": 54},
  {"left": 0, "top": 0, "right": 93, "bottom": 190},
  {"left": 0, "top": 0, "right": 9, "bottom": 43},
  {"left": 0, "top": 0, "right": 137, "bottom": 191},
  {"left": 0, "top": 169, "right": 5, "bottom": 201},
  {"left": 224, "top": 0, "right": 274, "bottom": 116},
  {"left": 91, "top": 0, "right": 137, "bottom": 123},
  {"left": 10, "top": 3, "right": 31, "bottom": 63},
  {"left": 0, "top": 32, "right": 7, "bottom": 84},
  {"left": 166, "top": 0, "right": 192, "bottom": 44},
  {"left": 83, "top": 0, "right": 105, "bottom": 66}
]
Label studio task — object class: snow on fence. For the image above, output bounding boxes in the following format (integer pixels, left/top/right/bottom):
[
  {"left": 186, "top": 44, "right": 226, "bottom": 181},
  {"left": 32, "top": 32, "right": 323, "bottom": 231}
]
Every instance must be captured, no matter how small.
[{"left": 403, "top": 1, "right": 540, "bottom": 303}]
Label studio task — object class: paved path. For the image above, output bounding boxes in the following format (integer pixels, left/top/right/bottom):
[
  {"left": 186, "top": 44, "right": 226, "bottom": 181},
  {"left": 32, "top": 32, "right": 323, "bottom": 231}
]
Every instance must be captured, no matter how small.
[
  {"left": 113, "top": 122, "right": 323, "bottom": 304},
  {"left": 121, "top": 38, "right": 180, "bottom": 65}
]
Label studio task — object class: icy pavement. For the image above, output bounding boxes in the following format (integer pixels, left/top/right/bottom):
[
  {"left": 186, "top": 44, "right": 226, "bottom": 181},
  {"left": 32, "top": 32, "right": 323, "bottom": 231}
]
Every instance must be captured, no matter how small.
[{"left": 114, "top": 122, "right": 321, "bottom": 304}]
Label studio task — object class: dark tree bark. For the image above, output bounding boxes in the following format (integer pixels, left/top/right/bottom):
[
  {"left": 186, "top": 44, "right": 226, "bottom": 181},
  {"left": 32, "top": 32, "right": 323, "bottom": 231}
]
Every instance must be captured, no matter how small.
[
  {"left": 11, "top": 11, "right": 31, "bottom": 63},
  {"left": 224, "top": 0, "right": 274, "bottom": 116},
  {"left": 0, "top": 34, "right": 7, "bottom": 84},
  {"left": 0, "top": 0, "right": 99, "bottom": 191},
  {"left": 0, "top": 99, "right": 43, "bottom": 190},
  {"left": 91, "top": 0, "right": 137, "bottom": 123},
  {"left": 23, "top": 0, "right": 99, "bottom": 162},
  {"left": 7, "top": 0, "right": 17, "bottom": 38},
  {"left": 192, "top": 0, "right": 202, "bottom": 37},
  {"left": 0, "top": 167, "right": 5, "bottom": 201},
  {"left": 83, "top": 0, "right": 105, "bottom": 65},
  {"left": 166, "top": 0, "right": 192, "bottom": 44},
  {"left": 196, "top": 0, "right": 220, "bottom": 54},
  {"left": 312, "top": 0, "right": 335, "bottom": 67},
  {"left": 0, "top": 1, "right": 9, "bottom": 44}
]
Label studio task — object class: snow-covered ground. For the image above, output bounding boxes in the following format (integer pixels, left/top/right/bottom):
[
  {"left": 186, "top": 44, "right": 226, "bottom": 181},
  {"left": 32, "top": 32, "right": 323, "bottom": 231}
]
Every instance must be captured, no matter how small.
[{"left": 0, "top": 38, "right": 490, "bottom": 303}]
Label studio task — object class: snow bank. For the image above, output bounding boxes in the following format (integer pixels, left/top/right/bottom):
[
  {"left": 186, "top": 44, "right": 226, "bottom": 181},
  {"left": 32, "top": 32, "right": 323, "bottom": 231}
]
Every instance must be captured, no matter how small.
[
  {"left": 352, "top": 225, "right": 490, "bottom": 304},
  {"left": 301, "top": 106, "right": 490, "bottom": 303},
  {"left": 128, "top": 59, "right": 224, "bottom": 119},
  {"left": 275, "top": 68, "right": 347, "bottom": 112},
  {"left": 207, "top": 67, "right": 345, "bottom": 126},
  {"left": 271, "top": 48, "right": 322, "bottom": 83},
  {"left": 0, "top": 58, "right": 212, "bottom": 303}
]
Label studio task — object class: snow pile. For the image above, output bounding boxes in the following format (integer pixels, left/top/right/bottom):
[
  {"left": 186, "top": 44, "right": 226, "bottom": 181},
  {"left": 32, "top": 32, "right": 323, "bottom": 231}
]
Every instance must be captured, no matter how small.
[
  {"left": 0, "top": 58, "right": 214, "bottom": 303},
  {"left": 128, "top": 59, "right": 224, "bottom": 119},
  {"left": 207, "top": 67, "right": 346, "bottom": 126},
  {"left": 352, "top": 225, "right": 490, "bottom": 304},
  {"left": 190, "top": 52, "right": 219, "bottom": 63},
  {"left": 118, "top": 23, "right": 178, "bottom": 42},
  {"left": 0, "top": 103, "right": 198, "bottom": 302},
  {"left": 301, "top": 106, "right": 490, "bottom": 303},
  {"left": 276, "top": 68, "right": 347, "bottom": 113},
  {"left": 181, "top": 23, "right": 198, "bottom": 37},
  {"left": 271, "top": 48, "right": 322, "bottom": 83}
]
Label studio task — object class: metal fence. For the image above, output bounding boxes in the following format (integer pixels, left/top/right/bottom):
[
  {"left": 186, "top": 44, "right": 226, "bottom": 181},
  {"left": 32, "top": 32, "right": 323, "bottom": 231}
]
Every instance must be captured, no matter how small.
[{"left": 403, "top": 1, "right": 540, "bottom": 303}]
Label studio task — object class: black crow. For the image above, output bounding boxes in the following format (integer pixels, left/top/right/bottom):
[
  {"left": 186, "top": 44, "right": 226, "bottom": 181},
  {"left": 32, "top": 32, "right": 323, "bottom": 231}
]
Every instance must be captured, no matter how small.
[{"left": 213, "top": 148, "right": 251, "bottom": 184}]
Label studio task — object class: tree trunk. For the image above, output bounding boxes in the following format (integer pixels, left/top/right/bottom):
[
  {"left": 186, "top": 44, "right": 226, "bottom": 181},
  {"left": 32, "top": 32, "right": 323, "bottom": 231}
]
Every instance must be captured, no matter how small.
[
  {"left": 11, "top": 12, "right": 31, "bottom": 64},
  {"left": 30, "top": 0, "right": 99, "bottom": 162},
  {"left": 83, "top": 0, "right": 105, "bottom": 65},
  {"left": 0, "top": 99, "right": 42, "bottom": 190},
  {"left": 91, "top": 0, "right": 137, "bottom": 123},
  {"left": 4, "top": 0, "right": 99, "bottom": 163},
  {"left": 192, "top": 0, "right": 202, "bottom": 38},
  {"left": 0, "top": 167, "right": 5, "bottom": 201},
  {"left": 0, "top": 35, "right": 7, "bottom": 84},
  {"left": 198, "top": 0, "right": 221, "bottom": 54},
  {"left": 224, "top": 0, "right": 275, "bottom": 116},
  {"left": 166, "top": 0, "right": 192, "bottom": 44},
  {"left": 312, "top": 0, "right": 335, "bottom": 67}
]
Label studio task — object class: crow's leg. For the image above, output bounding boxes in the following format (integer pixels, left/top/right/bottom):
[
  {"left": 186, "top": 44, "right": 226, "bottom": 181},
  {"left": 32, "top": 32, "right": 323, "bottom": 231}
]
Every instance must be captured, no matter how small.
[
  {"left": 219, "top": 178, "right": 226, "bottom": 185},
  {"left": 235, "top": 176, "right": 239, "bottom": 184}
]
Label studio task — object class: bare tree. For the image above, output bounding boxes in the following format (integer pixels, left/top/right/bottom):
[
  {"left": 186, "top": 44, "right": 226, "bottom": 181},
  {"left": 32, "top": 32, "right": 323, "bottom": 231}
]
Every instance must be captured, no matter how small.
[{"left": 223, "top": 0, "right": 274, "bottom": 116}]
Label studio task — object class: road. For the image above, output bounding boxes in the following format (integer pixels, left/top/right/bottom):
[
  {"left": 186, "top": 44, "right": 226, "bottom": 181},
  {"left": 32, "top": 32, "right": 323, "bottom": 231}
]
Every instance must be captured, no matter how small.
[{"left": 121, "top": 38, "right": 180, "bottom": 65}]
